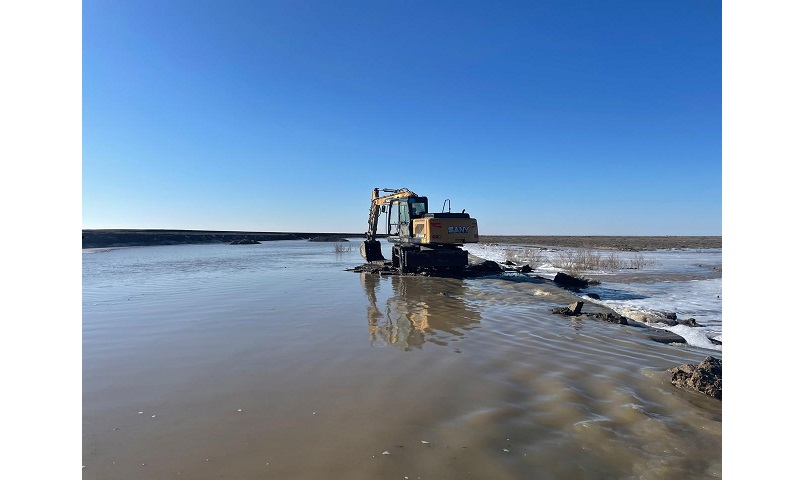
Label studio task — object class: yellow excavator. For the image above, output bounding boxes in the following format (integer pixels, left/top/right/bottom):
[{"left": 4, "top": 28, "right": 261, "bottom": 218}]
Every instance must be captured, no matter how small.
[{"left": 360, "top": 188, "right": 479, "bottom": 273}]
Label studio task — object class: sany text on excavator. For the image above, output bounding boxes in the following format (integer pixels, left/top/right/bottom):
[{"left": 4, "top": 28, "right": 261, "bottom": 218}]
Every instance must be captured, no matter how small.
[{"left": 359, "top": 188, "right": 479, "bottom": 273}]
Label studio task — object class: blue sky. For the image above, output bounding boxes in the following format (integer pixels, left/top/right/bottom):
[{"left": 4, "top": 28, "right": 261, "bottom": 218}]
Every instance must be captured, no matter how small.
[{"left": 82, "top": 0, "right": 721, "bottom": 235}]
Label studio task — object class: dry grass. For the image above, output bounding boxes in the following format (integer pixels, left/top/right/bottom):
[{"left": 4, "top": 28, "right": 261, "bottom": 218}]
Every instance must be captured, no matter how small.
[
  {"left": 553, "top": 248, "right": 656, "bottom": 274},
  {"left": 505, "top": 247, "right": 545, "bottom": 267},
  {"left": 629, "top": 252, "right": 650, "bottom": 269},
  {"left": 333, "top": 243, "right": 352, "bottom": 253}
]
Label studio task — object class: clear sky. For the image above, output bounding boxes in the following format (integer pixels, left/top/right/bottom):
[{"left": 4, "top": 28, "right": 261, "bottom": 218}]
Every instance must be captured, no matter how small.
[{"left": 82, "top": 0, "right": 722, "bottom": 235}]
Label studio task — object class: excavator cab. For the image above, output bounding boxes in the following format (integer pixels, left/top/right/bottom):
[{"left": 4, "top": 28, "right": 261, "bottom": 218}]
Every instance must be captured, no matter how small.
[{"left": 387, "top": 197, "right": 428, "bottom": 239}]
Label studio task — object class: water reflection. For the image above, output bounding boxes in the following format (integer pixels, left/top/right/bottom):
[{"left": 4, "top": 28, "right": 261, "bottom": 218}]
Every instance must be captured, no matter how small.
[{"left": 360, "top": 273, "right": 482, "bottom": 350}]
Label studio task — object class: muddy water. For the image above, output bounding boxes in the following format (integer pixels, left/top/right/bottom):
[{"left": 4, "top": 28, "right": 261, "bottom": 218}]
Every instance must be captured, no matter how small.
[{"left": 83, "top": 241, "right": 721, "bottom": 479}]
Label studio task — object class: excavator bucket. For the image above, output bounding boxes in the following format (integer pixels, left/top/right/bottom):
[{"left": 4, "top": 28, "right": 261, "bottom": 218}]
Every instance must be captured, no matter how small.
[{"left": 360, "top": 240, "right": 385, "bottom": 262}]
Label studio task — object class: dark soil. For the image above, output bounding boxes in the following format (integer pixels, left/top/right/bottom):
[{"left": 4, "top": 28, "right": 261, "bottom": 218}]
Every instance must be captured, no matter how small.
[
  {"left": 308, "top": 236, "right": 350, "bottom": 242},
  {"left": 82, "top": 229, "right": 360, "bottom": 249},
  {"left": 83, "top": 230, "right": 721, "bottom": 251}
]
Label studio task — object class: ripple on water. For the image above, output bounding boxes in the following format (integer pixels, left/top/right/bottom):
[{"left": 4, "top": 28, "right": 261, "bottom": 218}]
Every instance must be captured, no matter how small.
[{"left": 83, "top": 242, "right": 721, "bottom": 479}]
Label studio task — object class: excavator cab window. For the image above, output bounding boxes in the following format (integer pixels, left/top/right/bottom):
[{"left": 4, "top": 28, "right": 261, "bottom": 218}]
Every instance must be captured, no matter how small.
[
  {"left": 386, "top": 202, "right": 398, "bottom": 235},
  {"left": 385, "top": 196, "right": 427, "bottom": 237},
  {"left": 398, "top": 202, "right": 410, "bottom": 236},
  {"left": 410, "top": 200, "right": 427, "bottom": 218}
]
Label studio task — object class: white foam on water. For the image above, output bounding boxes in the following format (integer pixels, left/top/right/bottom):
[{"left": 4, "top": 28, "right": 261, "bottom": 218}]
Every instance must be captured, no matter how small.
[
  {"left": 465, "top": 243, "right": 723, "bottom": 351},
  {"left": 584, "top": 278, "right": 722, "bottom": 350}
]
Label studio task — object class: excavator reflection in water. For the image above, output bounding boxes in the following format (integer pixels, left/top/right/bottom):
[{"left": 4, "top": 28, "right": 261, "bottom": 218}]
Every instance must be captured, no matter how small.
[{"left": 360, "top": 271, "right": 482, "bottom": 350}]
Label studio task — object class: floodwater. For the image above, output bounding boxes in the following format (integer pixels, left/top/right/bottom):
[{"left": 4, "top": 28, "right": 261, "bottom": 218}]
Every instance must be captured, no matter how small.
[{"left": 83, "top": 240, "right": 721, "bottom": 479}]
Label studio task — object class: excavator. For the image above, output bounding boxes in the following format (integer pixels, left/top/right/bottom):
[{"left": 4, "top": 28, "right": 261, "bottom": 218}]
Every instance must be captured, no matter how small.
[{"left": 359, "top": 188, "right": 479, "bottom": 273}]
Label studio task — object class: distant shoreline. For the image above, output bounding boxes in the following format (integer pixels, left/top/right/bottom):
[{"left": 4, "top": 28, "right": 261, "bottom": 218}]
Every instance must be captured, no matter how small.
[
  {"left": 81, "top": 229, "right": 362, "bottom": 249},
  {"left": 82, "top": 229, "right": 721, "bottom": 251},
  {"left": 478, "top": 235, "right": 721, "bottom": 251}
]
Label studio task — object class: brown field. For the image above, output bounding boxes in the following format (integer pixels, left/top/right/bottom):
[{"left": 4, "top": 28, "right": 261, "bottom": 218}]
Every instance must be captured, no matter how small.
[
  {"left": 478, "top": 235, "right": 721, "bottom": 251},
  {"left": 82, "top": 229, "right": 721, "bottom": 252}
]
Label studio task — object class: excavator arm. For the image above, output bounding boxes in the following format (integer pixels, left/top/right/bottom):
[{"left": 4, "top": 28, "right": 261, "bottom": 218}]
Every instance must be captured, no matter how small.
[
  {"left": 361, "top": 187, "right": 418, "bottom": 262},
  {"left": 365, "top": 188, "right": 418, "bottom": 241}
]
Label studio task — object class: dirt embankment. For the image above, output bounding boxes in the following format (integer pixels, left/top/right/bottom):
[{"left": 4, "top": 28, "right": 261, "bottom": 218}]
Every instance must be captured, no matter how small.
[
  {"left": 478, "top": 236, "right": 721, "bottom": 251},
  {"left": 82, "top": 230, "right": 721, "bottom": 251},
  {"left": 81, "top": 229, "right": 361, "bottom": 249}
]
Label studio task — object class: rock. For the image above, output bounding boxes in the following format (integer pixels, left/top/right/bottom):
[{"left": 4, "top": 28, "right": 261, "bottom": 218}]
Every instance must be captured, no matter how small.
[
  {"left": 348, "top": 262, "right": 396, "bottom": 275},
  {"left": 586, "top": 312, "right": 628, "bottom": 324},
  {"left": 587, "top": 293, "right": 601, "bottom": 300},
  {"left": 653, "top": 318, "right": 678, "bottom": 326},
  {"left": 551, "top": 302, "right": 583, "bottom": 316},
  {"left": 469, "top": 260, "right": 503, "bottom": 273},
  {"left": 553, "top": 272, "right": 589, "bottom": 289},
  {"left": 679, "top": 318, "right": 700, "bottom": 327},
  {"left": 650, "top": 311, "right": 679, "bottom": 326},
  {"left": 668, "top": 356, "right": 722, "bottom": 400},
  {"left": 645, "top": 330, "right": 687, "bottom": 344},
  {"left": 519, "top": 264, "right": 533, "bottom": 273},
  {"left": 503, "top": 260, "right": 515, "bottom": 266}
]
